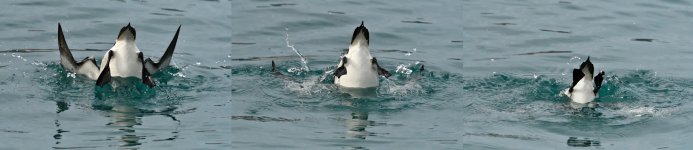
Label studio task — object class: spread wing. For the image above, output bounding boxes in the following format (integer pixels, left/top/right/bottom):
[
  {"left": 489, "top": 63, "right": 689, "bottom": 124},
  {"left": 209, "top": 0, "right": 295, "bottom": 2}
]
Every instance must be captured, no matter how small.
[
  {"left": 593, "top": 71, "right": 605, "bottom": 94},
  {"left": 145, "top": 25, "right": 180, "bottom": 74},
  {"left": 95, "top": 51, "right": 113, "bottom": 87},
  {"left": 371, "top": 57, "right": 391, "bottom": 78},
  {"left": 58, "top": 23, "right": 100, "bottom": 80},
  {"left": 569, "top": 68, "right": 584, "bottom": 93}
]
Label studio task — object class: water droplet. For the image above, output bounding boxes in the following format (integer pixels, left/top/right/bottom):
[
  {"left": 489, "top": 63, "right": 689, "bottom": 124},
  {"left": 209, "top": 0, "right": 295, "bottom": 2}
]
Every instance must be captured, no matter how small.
[
  {"left": 288, "top": 67, "right": 302, "bottom": 73},
  {"left": 396, "top": 64, "right": 413, "bottom": 75},
  {"left": 66, "top": 72, "right": 76, "bottom": 78}
]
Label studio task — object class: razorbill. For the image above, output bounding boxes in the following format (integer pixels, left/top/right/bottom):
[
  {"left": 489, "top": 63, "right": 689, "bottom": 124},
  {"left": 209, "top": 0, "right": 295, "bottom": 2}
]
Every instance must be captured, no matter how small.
[
  {"left": 334, "top": 21, "right": 391, "bottom": 88},
  {"left": 563, "top": 57, "right": 605, "bottom": 104},
  {"left": 58, "top": 23, "right": 180, "bottom": 88}
]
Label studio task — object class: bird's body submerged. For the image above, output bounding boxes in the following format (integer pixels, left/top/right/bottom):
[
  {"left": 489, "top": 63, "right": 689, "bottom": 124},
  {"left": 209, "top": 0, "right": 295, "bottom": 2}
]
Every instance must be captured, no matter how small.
[
  {"left": 564, "top": 57, "right": 605, "bottom": 104},
  {"left": 334, "top": 22, "right": 390, "bottom": 88},
  {"left": 564, "top": 77, "right": 596, "bottom": 104},
  {"left": 58, "top": 23, "right": 180, "bottom": 88}
]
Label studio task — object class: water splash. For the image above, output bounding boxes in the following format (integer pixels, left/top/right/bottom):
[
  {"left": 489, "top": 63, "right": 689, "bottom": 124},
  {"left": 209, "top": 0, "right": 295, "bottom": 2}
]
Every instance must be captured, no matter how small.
[
  {"left": 566, "top": 56, "right": 582, "bottom": 66},
  {"left": 561, "top": 56, "right": 583, "bottom": 77},
  {"left": 287, "top": 67, "right": 303, "bottom": 73},
  {"left": 396, "top": 64, "right": 413, "bottom": 75},
  {"left": 66, "top": 72, "right": 76, "bottom": 78},
  {"left": 284, "top": 27, "right": 310, "bottom": 72},
  {"left": 463, "top": 70, "right": 693, "bottom": 127},
  {"left": 396, "top": 48, "right": 423, "bottom": 76}
]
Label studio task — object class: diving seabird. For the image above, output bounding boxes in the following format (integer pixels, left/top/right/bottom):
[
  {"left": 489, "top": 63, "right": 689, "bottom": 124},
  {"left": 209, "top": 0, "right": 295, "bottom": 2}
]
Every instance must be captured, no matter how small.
[
  {"left": 563, "top": 57, "right": 605, "bottom": 104},
  {"left": 58, "top": 23, "right": 180, "bottom": 88},
  {"left": 334, "top": 21, "right": 391, "bottom": 88}
]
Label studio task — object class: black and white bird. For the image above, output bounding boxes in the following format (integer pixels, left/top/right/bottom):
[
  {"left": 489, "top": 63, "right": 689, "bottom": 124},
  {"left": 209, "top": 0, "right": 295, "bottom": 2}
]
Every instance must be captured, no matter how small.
[
  {"left": 333, "top": 22, "right": 390, "bottom": 88},
  {"left": 58, "top": 23, "right": 180, "bottom": 88},
  {"left": 563, "top": 57, "right": 606, "bottom": 104}
]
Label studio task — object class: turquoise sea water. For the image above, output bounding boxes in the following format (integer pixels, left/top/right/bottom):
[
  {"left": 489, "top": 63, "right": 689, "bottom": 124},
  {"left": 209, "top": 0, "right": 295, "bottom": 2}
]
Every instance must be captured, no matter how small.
[
  {"left": 231, "top": 0, "right": 463, "bottom": 149},
  {"left": 463, "top": 0, "right": 693, "bottom": 149},
  {"left": 2, "top": 0, "right": 691, "bottom": 149},
  {"left": 0, "top": 0, "right": 231, "bottom": 149}
]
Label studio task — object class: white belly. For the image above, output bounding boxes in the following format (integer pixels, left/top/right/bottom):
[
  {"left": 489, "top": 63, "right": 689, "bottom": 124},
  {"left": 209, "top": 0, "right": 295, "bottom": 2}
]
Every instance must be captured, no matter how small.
[
  {"left": 100, "top": 50, "right": 142, "bottom": 78},
  {"left": 335, "top": 56, "right": 379, "bottom": 88},
  {"left": 566, "top": 78, "right": 595, "bottom": 104}
]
